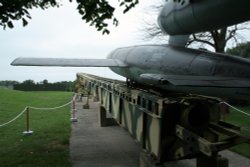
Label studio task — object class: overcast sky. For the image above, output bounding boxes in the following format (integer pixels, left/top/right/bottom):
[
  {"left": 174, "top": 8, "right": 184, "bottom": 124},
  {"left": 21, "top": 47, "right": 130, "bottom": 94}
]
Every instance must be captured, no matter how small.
[{"left": 0, "top": 0, "right": 157, "bottom": 82}]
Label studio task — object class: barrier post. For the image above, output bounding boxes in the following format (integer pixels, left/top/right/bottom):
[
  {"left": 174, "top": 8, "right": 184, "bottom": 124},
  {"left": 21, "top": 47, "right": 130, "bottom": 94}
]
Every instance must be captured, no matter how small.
[
  {"left": 83, "top": 92, "right": 90, "bottom": 109},
  {"left": 79, "top": 93, "right": 83, "bottom": 102},
  {"left": 71, "top": 97, "right": 78, "bottom": 122},
  {"left": 23, "top": 107, "right": 33, "bottom": 136}
]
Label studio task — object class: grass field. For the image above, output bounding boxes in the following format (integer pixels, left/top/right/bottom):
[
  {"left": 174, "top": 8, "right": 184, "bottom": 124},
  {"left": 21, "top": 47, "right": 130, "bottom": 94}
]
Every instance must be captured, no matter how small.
[
  {"left": 226, "top": 106, "right": 250, "bottom": 158},
  {"left": 0, "top": 88, "right": 249, "bottom": 166},
  {"left": 0, "top": 89, "right": 73, "bottom": 166}
]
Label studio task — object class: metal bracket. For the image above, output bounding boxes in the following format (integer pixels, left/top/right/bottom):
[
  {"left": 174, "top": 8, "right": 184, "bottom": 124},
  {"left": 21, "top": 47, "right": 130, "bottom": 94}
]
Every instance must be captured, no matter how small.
[{"left": 175, "top": 123, "right": 250, "bottom": 158}]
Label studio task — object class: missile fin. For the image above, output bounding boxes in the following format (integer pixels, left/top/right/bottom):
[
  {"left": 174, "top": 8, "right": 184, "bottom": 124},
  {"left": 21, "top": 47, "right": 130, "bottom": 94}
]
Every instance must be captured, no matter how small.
[
  {"left": 11, "top": 57, "right": 128, "bottom": 67},
  {"left": 140, "top": 74, "right": 250, "bottom": 88}
]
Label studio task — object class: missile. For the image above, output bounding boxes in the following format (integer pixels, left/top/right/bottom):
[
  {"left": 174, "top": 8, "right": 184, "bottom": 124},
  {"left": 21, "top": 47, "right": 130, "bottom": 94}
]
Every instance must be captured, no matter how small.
[
  {"left": 12, "top": 45, "right": 250, "bottom": 100},
  {"left": 10, "top": 0, "right": 250, "bottom": 100}
]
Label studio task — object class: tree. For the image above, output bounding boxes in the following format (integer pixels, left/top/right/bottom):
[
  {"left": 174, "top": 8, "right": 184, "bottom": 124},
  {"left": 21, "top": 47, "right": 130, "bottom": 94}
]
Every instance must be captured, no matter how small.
[
  {"left": 142, "top": 2, "right": 249, "bottom": 53},
  {"left": 22, "top": 79, "right": 35, "bottom": 85},
  {"left": 0, "top": 0, "right": 138, "bottom": 34},
  {"left": 0, "top": 80, "right": 19, "bottom": 86},
  {"left": 14, "top": 79, "right": 75, "bottom": 91},
  {"left": 227, "top": 42, "right": 250, "bottom": 58},
  {"left": 187, "top": 25, "right": 248, "bottom": 53},
  {"left": 42, "top": 79, "right": 49, "bottom": 85}
]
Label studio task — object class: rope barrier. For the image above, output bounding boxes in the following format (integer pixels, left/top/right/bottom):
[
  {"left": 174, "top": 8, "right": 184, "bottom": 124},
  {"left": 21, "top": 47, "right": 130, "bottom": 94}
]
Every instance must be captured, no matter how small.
[
  {"left": 0, "top": 107, "right": 27, "bottom": 128},
  {"left": 0, "top": 95, "right": 77, "bottom": 128},
  {"left": 220, "top": 101, "right": 250, "bottom": 117}
]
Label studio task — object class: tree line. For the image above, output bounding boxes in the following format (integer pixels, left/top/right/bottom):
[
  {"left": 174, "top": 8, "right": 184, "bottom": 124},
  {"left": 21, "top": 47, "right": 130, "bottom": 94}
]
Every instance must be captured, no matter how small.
[{"left": 0, "top": 79, "right": 75, "bottom": 92}]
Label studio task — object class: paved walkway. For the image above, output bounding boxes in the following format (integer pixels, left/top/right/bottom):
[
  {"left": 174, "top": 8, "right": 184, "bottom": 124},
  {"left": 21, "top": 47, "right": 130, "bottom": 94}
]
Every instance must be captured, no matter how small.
[
  {"left": 70, "top": 98, "right": 250, "bottom": 167},
  {"left": 70, "top": 98, "right": 140, "bottom": 167}
]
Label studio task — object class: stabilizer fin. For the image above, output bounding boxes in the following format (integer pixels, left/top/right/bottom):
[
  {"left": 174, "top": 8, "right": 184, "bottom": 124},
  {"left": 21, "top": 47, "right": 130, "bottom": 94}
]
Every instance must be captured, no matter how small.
[
  {"left": 11, "top": 57, "right": 128, "bottom": 67},
  {"left": 140, "top": 73, "right": 250, "bottom": 88}
]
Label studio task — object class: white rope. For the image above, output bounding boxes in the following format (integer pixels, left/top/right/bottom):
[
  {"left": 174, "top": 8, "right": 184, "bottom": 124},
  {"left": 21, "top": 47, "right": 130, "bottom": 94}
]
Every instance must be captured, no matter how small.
[
  {"left": 220, "top": 101, "right": 250, "bottom": 117},
  {"left": 0, "top": 107, "right": 27, "bottom": 127},
  {"left": 29, "top": 101, "right": 73, "bottom": 110}
]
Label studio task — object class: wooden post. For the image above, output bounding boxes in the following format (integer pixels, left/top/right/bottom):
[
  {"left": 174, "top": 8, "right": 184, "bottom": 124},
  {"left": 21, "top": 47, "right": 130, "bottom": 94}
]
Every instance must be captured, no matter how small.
[
  {"left": 26, "top": 107, "right": 30, "bottom": 132},
  {"left": 23, "top": 107, "right": 33, "bottom": 136}
]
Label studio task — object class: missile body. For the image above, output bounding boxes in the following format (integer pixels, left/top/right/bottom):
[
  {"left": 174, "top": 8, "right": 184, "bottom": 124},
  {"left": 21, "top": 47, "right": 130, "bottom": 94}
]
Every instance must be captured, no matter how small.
[{"left": 108, "top": 45, "right": 250, "bottom": 99}]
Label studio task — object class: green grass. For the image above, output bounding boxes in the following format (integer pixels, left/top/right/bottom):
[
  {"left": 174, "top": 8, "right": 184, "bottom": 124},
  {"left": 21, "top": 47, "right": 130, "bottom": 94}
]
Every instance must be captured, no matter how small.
[
  {"left": 226, "top": 106, "right": 250, "bottom": 158},
  {"left": 0, "top": 89, "right": 73, "bottom": 167}
]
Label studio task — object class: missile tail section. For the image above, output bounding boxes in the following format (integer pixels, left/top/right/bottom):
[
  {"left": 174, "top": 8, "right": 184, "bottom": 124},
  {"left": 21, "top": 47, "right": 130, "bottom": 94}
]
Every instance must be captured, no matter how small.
[{"left": 158, "top": 0, "right": 250, "bottom": 35}]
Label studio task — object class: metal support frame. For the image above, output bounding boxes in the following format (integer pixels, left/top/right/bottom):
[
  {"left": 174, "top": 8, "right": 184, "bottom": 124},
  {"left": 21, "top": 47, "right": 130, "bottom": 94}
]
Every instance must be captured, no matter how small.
[
  {"left": 76, "top": 73, "right": 250, "bottom": 166},
  {"left": 175, "top": 123, "right": 250, "bottom": 159},
  {"left": 98, "top": 106, "right": 118, "bottom": 127}
]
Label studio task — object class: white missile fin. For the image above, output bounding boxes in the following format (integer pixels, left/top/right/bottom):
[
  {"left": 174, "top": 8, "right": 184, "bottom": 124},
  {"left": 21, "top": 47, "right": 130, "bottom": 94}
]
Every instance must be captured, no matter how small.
[
  {"left": 140, "top": 74, "right": 250, "bottom": 88},
  {"left": 11, "top": 57, "right": 128, "bottom": 67}
]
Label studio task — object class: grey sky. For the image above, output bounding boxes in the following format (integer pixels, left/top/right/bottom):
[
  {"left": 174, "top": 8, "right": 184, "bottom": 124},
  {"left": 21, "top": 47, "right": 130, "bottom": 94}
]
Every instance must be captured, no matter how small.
[{"left": 0, "top": 0, "right": 156, "bottom": 82}]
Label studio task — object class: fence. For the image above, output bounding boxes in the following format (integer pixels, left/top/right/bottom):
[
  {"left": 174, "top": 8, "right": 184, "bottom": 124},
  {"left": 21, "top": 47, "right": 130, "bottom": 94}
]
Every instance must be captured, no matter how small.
[
  {"left": 0, "top": 94, "right": 79, "bottom": 135},
  {"left": 0, "top": 97, "right": 249, "bottom": 136}
]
